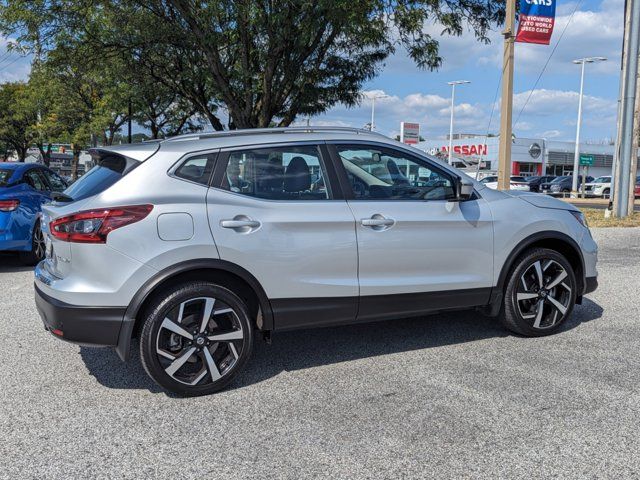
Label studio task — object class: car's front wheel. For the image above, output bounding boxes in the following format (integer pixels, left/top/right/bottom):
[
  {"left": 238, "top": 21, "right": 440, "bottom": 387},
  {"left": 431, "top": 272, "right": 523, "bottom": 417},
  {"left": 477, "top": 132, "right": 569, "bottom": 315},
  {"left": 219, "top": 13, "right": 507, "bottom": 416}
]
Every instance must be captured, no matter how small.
[
  {"left": 500, "top": 248, "right": 577, "bottom": 336},
  {"left": 140, "top": 282, "right": 254, "bottom": 396}
]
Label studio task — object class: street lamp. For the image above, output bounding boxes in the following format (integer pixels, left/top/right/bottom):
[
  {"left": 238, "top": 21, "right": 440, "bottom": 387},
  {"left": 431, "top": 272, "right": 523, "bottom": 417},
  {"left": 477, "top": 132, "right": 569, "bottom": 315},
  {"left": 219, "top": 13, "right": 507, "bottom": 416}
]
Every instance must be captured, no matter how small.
[
  {"left": 571, "top": 57, "right": 607, "bottom": 196},
  {"left": 369, "top": 93, "right": 389, "bottom": 131},
  {"left": 447, "top": 80, "right": 471, "bottom": 165}
]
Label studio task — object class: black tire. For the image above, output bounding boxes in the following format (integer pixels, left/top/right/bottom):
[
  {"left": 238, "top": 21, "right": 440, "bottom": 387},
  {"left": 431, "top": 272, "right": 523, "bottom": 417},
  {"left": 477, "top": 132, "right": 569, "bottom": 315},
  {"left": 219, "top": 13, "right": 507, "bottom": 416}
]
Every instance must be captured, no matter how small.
[
  {"left": 602, "top": 188, "right": 610, "bottom": 198},
  {"left": 140, "top": 282, "right": 254, "bottom": 396},
  {"left": 500, "top": 248, "right": 577, "bottom": 336},
  {"left": 19, "top": 221, "right": 45, "bottom": 266}
]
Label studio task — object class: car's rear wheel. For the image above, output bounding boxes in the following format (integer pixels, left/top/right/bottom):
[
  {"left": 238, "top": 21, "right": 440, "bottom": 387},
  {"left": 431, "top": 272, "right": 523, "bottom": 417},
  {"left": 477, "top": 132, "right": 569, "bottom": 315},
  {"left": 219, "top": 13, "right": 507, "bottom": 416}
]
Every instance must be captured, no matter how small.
[
  {"left": 140, "top": 282, "right": 253, "bottom": 396},
  {"left": 19, "top": 221, "right": 45, "bottom": 266},
  {"left": 500, "top": 248, "right": 577, "bottom": 336}
]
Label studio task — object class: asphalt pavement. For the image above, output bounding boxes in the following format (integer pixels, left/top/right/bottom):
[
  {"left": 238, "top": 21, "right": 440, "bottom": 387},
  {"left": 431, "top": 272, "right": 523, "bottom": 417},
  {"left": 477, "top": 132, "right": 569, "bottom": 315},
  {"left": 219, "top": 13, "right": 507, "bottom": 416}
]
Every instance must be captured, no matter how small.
[{"left": 1, "top": 228, "right": 639, "bottom": 479}]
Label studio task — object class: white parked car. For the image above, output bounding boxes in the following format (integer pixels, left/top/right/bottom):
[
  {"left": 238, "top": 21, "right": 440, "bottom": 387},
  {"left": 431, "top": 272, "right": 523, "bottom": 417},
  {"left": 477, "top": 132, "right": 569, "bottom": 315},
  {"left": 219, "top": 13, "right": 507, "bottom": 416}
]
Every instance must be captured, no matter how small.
[
  {"left": 582, "top": 176, "right": 612, "bottom": 198},
  {"left": 480, "top": 175, "right": 530, "bottom": 191}
]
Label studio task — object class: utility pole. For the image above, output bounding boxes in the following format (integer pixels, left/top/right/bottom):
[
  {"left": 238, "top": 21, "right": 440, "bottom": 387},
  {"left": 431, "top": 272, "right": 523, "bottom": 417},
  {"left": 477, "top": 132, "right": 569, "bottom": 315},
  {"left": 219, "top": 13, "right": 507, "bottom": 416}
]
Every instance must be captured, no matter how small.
[
  {"left": 613, "top": 0, "right": 640, "bottom": 217},
  {"left": 447, "top": 80, "right": 471, "bottom": 165},
  {"left": 497, "top": 0, "right": 516, "bottom": 191},
  {"left": 629, "top": 63, "right": 640, "bottom": 214},
  {"left": 128, "top": 98, "right": 133, "bottom": 144}
]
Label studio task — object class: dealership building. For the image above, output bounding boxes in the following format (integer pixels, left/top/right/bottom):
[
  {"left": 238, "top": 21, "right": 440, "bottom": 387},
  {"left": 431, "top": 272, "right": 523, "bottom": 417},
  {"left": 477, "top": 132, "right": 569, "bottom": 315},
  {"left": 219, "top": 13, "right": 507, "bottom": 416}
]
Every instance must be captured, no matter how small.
[{"left": 415, "top": 135, "right": 636, "bottom": 179}]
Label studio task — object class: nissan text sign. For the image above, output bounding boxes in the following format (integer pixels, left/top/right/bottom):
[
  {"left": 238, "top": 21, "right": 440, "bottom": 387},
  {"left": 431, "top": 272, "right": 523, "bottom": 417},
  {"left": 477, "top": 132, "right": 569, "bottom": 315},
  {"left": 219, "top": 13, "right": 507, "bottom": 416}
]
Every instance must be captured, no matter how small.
[{"left": 400, "top": 122, "right": 420, "bottom": 145}]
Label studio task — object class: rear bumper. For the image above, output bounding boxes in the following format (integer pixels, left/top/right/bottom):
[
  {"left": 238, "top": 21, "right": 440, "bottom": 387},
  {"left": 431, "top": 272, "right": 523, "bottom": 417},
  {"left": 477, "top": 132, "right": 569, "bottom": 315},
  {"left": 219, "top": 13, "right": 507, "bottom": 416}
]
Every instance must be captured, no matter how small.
[{"left": 34, "top": 284, "right": 126, "bottom": 347}]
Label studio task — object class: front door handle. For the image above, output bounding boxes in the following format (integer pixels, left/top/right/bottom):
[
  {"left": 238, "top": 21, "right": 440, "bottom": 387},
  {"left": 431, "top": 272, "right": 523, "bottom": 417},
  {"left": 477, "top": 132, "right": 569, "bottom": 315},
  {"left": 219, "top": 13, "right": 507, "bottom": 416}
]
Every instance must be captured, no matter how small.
[
  {"left": 220, "top": 216, "right": 261, "bottom": 233},
  {"left": 361, "top": 214, "right": 395, "bottom": 230}
]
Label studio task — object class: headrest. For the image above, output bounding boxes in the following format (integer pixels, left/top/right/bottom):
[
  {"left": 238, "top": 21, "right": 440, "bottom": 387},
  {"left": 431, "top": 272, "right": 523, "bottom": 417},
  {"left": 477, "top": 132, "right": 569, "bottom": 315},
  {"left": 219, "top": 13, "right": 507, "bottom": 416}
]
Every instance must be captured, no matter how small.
[{"left": 284, "top": 156, "right": 311, "bottom": 192}]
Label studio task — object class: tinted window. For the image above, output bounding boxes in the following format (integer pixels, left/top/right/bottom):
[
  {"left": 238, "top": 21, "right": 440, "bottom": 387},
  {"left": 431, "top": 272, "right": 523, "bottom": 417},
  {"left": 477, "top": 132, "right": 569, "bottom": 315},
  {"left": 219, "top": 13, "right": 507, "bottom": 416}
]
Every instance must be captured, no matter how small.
[
  {"left": 41, "top": 169, "right": 67, "bottom": 192},
  {"left": 64, "top": 155, "right": 138, "bottom": 201},
  {"left": 511, "top": 176, "right": 527, "bottom": 182},
  {"left": 337, "top": 146, "right": 455, "bottom": 201},
  {"left": 174, "top": 155, "right": 214, "bottom": 186},
  {"left": 24, "top": 170, "right": 48, "bottom": 191},
  {"left": 552, "top": 176, "right": 569, "bottom": 183},
  {"left": 220, "top": 145, "right": 329, "bottom": 200},
  {"left": 480, "top": 176, "right": 497, "bottom": 184},
  {"left": 0, "top": 169, "right": 13, "bottom": 187}
]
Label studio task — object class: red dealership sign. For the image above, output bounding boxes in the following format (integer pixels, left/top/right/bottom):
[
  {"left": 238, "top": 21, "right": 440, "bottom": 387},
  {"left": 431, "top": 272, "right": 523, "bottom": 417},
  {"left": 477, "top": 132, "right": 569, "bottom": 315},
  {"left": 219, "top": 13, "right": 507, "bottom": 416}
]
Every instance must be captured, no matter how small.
[
  {"left": 516, "top": 0, "right": 556, "bottom": 45},
  {"left": 441, "top": 144, "right": 488, "bottom": 156}
]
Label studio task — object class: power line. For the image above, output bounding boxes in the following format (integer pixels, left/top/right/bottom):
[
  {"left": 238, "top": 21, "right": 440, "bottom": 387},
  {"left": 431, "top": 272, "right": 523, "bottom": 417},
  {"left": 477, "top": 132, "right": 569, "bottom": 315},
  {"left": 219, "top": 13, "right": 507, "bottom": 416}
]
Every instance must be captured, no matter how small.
[
  {"left": 0, "top": 54, "right": 27, "bottom": 71},
  {"left": 514, "top": 0, "right": 584, "bottom": 126}
]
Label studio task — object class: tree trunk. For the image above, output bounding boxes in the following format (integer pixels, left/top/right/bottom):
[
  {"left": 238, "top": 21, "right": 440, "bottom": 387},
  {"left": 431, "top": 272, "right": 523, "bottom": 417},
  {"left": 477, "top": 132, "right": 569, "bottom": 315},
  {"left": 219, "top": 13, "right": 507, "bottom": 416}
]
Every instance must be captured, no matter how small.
[
  {"left": 17, "top": 146, "right": 27, "bottom": 162},
  {"left": 71, "top": 144, "right": 81, "bottom": 181}
]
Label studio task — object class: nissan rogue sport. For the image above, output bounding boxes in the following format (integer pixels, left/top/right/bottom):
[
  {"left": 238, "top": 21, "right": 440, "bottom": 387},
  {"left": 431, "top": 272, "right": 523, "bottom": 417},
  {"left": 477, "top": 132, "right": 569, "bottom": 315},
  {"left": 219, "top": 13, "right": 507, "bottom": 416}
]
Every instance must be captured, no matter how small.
[{"left": 34, "top": 127, "right": 598, "bottom": 396}]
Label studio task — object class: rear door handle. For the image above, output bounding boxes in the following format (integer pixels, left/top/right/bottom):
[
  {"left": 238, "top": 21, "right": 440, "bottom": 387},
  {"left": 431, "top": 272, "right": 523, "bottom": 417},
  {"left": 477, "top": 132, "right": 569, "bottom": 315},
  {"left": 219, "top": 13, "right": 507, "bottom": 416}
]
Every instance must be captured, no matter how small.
[
  {"left": 220, "top": 216, "right": 261, "bottom": 233},
  {"left": 220, "top": 220, "right": 261, "bottom": 229},
  {"left": 361, "top": 215, "right": 395, "bottom": 230}
]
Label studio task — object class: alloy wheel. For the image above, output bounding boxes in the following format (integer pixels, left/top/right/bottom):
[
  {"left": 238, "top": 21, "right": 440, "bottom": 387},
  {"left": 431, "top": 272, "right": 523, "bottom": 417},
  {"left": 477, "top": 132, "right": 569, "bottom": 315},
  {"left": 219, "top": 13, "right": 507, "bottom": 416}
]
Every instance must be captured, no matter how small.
[
  {"left": 516, "top": 259, "right": 573, "bottom": 330},
  {"left": 155, "top": 296, "right": 245, "bottom": 386},
  {"left": 33, "top": 224, "right": 46, "bottom": 260}
]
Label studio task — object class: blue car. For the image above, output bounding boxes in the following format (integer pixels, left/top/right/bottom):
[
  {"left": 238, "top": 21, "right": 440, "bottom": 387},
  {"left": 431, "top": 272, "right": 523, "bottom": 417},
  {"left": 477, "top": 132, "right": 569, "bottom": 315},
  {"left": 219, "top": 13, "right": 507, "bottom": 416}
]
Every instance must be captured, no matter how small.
[{"left": 0, "top": 162, "right": 68, "bottom": 265}]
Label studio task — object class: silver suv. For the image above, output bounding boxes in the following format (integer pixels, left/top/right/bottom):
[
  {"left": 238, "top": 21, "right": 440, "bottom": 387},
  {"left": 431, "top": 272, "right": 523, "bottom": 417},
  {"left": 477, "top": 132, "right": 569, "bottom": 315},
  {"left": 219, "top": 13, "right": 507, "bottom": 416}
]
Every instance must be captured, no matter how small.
[{"left": 34, "top": 127, "right": 598, "bottom": 396}]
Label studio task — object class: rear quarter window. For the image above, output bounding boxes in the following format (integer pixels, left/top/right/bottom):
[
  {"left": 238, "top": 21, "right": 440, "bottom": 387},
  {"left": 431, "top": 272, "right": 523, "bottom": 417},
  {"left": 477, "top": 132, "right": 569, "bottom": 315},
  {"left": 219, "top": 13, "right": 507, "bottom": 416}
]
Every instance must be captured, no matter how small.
[
  {"left": 0, "top": 169, "right": 13, "bottom": 186},
  {"left": 64, "top": 155, "right": 139, "bottom": 201}
]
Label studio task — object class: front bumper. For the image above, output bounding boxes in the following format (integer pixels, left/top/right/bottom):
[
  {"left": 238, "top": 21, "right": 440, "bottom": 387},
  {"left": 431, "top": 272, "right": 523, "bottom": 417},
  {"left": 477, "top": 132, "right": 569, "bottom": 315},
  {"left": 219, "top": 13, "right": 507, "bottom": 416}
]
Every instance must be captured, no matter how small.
[{"left": 34, "top": 284, "right": 126, "bottom": 347}]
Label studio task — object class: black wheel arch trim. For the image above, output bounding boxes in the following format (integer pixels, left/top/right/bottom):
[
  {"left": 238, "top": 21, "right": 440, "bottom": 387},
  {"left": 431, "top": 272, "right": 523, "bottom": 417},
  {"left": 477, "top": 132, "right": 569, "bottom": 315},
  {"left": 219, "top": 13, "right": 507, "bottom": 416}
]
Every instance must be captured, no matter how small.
[
  {"left": 116, "top": 259, "right": 274, "bottom": 362},
  {"left": 491, "top": 231, "right": 586, "bottom": 308}
]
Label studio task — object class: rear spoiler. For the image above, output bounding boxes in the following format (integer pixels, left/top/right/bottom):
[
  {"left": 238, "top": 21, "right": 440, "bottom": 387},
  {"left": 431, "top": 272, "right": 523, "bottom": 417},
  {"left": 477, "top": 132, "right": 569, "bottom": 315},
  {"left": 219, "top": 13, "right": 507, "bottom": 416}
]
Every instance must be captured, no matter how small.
[{"left": 88, "top": 142, "right": 160, "bottom": 164}]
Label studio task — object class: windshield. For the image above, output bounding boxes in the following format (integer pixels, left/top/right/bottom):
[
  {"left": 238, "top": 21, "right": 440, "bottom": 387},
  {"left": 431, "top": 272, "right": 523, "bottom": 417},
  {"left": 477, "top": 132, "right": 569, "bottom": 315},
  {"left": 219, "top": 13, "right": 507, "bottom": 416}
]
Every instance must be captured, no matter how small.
[
  {"left": 63, "top": 155, "right": 139, "bottom": 201},
  {"left": 0, "top": 169, "right": 14, "bottom": 187},
  {"left": 551, "top": 176, "right": 569, "bottom": 183},
  {"left": 592, "top": 176, "right": 611, "bottom": 183}
]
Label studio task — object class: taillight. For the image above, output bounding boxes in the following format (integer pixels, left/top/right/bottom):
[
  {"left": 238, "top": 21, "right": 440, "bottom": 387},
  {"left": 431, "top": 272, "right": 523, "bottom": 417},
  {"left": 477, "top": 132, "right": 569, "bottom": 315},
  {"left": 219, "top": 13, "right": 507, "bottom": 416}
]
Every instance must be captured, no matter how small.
[
  {"left": 50, "top": 205, "right": 153, "bottom": 243},
  {"left": 0, "top": 199, "right": 20, "bottom": 212}
]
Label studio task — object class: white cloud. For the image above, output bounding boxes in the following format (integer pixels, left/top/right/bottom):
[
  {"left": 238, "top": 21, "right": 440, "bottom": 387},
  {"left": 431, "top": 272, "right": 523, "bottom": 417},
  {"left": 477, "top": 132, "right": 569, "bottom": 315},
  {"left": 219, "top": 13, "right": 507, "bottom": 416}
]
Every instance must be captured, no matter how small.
[
  {"left": 314, "top": 89, "right": 492, "bottom": 138},
  {"left": 512, "top": 88, "right": 617, "bottom": 117},
  {"left": 538, "top": 129, "right": 563, "bottom": 138}
]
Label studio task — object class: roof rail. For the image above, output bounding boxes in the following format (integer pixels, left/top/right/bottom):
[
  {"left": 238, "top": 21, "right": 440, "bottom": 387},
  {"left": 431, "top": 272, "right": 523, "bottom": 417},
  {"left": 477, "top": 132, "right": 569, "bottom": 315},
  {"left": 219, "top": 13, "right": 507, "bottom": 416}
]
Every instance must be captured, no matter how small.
[{"left": 163, "top": 126, "right": 389, "bottom": 142}]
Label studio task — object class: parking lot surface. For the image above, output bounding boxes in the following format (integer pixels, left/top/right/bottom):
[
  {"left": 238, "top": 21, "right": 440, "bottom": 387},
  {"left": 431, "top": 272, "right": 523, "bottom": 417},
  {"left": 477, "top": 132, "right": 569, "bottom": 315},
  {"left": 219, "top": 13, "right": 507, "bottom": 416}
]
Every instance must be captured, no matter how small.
[{"left": 1, "top": 228, "right": 639, "bottom": 479}]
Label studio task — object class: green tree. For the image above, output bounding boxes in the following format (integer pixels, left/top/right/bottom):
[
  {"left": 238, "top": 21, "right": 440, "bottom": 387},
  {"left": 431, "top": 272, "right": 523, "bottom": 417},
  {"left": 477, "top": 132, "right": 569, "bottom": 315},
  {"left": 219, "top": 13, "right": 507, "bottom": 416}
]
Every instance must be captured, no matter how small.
[
  {"left": 0, "top": 82, "right": 37, "bottom": 161},
  {"left": 1, "top": 0, "right": 505, "bottom": 130}
]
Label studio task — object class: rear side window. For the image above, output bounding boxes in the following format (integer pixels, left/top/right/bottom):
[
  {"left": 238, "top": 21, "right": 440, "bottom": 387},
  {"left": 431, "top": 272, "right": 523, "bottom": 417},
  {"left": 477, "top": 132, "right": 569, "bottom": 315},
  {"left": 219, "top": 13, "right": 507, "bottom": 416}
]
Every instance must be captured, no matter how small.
[
  {"left": 218, "top": 145, "right": 330, "bottom": 200},
  {"left": 41, "top": 169, "right": 67, "bottom": 192},
  {"left": 174, "top": 155, "right": 214, "bottom": 186},
  {"left": 64, "top": 155, "right": 138, "bottom": 201},
  {"left": 0, "top": 169, "right": 13, "bottom": 187},
  {"left": 24, "top": 170, "right": 48, "bottom": 191}
]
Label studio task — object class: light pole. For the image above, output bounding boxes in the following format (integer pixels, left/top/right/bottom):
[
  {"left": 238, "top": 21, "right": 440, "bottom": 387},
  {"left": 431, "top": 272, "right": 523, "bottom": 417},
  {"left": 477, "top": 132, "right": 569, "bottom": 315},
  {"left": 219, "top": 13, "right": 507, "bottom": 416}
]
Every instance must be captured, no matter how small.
[
  {"left": 369, "top": 93, "right": 388, "bottom": 131},
  {"left": 571, "top": 57, "right": 607, "bottom": 196},
  {"left": 447, "top": 80, "right": 471, "bottom": 165}
]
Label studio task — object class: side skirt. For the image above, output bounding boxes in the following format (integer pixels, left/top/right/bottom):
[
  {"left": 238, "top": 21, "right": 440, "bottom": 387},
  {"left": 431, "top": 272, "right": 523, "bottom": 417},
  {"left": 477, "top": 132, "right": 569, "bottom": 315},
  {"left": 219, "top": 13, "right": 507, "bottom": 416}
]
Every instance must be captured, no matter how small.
[{"left": 271, "top": 287, "right": 492, "bottom": 331}]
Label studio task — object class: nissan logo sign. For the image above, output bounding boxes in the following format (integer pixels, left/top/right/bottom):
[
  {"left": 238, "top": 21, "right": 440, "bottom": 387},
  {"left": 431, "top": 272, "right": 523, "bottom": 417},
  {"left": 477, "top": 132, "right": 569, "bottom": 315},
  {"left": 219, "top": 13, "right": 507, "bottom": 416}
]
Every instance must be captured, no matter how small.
[{"left": 529, "top": 143, "right": 542, "bottom": 159}]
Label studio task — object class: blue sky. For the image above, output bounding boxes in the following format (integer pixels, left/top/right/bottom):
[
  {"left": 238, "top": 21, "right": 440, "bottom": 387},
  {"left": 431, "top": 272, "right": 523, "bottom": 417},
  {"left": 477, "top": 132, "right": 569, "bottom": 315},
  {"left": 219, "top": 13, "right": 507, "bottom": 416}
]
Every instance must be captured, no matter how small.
[
  {"left": 314, "top": 0, "right": 624, "bottom": 143},
  {"left": 0, "top": 0, "right": 624, "bottom": 143}
]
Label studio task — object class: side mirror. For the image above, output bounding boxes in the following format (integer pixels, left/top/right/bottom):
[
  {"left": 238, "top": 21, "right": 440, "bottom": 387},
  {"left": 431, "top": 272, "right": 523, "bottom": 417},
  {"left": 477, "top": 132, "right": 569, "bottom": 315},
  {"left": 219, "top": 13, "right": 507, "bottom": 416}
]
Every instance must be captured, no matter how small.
[{"left": 452, "top": 177, "right": 474, "bottom": 202}]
